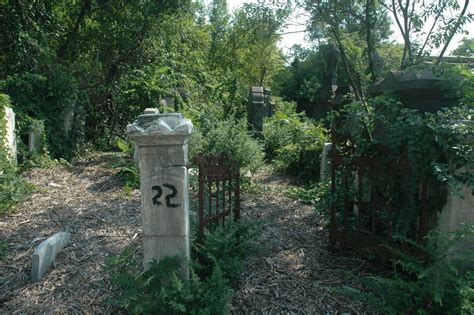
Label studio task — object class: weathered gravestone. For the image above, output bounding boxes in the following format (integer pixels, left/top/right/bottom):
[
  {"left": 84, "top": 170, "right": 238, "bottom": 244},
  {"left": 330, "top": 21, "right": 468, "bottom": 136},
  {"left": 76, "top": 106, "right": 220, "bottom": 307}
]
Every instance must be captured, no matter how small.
[
  {"left": 319, "top": 143, "right": 332, "bottom": 179},
  {"left": 3, "top": 106, "right": 17, "bottom": 163},
  {"left": 127, "top": 111, "right": 193, "bottom": 277},
  {"left": 28, "top": 119, "right": 44, "bottom": 154},
  {"left": 32, "top": 232, "right": 71, "bottom": 282}
]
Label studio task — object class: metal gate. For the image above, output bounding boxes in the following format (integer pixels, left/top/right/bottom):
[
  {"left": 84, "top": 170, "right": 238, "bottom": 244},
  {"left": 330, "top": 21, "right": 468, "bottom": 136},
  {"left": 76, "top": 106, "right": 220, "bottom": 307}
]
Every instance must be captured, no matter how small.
[
  {"left": 329, "top": 122, "right": 431, "bottom": 258},
  {"left": 194, "top": 154, "right": 240, "bottom": 244}
]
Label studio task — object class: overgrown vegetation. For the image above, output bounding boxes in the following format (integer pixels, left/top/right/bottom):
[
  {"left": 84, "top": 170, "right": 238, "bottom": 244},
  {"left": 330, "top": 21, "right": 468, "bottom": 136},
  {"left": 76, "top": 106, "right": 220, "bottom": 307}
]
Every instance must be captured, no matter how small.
[
  {"left": 342, "top": 226, "right": 474, "bottom": 314},
  {"left": 0, "top": 1, "right": 287, "bottom": 159},
  {"left": 190, "top": 116, "right": 264, "bottom": 172},
  {"left": 263, "top": 100, "right": 327, "bottom": 181},
  {"left": 324, "top": 65, "right": 473, "bottom": 240},
  {"left": 107, "top": 219, "right": 262, "bottom": 314},
  {"left": 0, "top": 94, "right": 34, "bottom": 213}
]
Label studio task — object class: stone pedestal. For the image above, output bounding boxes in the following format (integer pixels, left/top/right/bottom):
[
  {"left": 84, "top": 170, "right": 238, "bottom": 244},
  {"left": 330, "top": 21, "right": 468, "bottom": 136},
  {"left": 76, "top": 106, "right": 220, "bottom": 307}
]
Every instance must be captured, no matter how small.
[{"left": 127, "top": 111, "right": 192, "bottom": 276}]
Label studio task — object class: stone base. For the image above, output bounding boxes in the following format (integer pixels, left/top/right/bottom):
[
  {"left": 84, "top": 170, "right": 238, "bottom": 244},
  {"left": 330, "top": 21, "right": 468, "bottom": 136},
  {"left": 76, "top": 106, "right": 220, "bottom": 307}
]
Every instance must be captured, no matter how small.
[{"left": 143, "top": 235, "right": 189, "bottom": 278}]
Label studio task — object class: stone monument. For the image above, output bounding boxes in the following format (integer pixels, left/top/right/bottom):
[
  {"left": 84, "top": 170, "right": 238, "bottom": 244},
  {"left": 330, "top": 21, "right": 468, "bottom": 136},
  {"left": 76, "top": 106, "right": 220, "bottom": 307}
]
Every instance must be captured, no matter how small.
[
  {"left": 248, "top": 86, "right": 275, "bottom": 134},
  {"left": 127, "top": 110, "right": 193, "bottom": 277}
]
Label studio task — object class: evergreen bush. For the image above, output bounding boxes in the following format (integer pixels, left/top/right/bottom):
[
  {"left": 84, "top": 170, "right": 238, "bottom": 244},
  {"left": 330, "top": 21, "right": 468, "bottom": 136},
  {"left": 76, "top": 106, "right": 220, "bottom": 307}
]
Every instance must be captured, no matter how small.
[{"left": 190, "top": 117, "right": 264, "bottom": 172}]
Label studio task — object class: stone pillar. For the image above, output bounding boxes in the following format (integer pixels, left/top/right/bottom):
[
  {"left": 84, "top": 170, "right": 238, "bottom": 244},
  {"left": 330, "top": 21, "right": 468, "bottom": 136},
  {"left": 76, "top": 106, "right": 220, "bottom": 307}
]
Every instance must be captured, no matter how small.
[
  {"left": 248, "top": 86, "right": 265, "bottom": 133},
  {"left": 127, "top": 112, "right": 193, "bottom": 276},
  {"left": 437, "top": 120, "right": 473, "bottom": 269},
  {"left": 4, "top": 107, "right": 17, "bottom": 163},
  {"left": 319, "top": 142, "right": 332, "bottom": 179},
  {"left": 438, "top": 121, "right": 474, "bottom": 235}
]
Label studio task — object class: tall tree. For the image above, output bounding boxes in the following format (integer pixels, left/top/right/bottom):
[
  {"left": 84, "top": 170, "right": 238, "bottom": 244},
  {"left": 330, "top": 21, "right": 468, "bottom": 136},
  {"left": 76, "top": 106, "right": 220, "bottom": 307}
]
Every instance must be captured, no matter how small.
[{"left": 381, "top": 0, "right": 473, "bottom": 67}]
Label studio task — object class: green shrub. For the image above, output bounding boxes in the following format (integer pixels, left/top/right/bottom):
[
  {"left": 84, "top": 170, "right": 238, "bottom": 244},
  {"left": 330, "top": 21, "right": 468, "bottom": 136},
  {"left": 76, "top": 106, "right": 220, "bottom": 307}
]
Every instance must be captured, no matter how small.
[
  {"left": 110, "top": 139, "right": 140, "bottom": 191},
  {"left": 0, "top": 242, "right": 7, "bottom": 261},
  {"left": 263, "top": 100, "right": 327, "bottom": 181},
  {"left": 341, "top": 226, "right": 474, "bottom": 314},
  {"left": 107, "top": 253, "right": 231, "bottom": 315},
  {"left": 108, "top": 219, "right": 263, "bottom": 314},
  {"left": 194, "top": 219, "right": 263, "bottom": 287},
  {"left": 190, "top": 117, "right": 264, "bottom": 172}
]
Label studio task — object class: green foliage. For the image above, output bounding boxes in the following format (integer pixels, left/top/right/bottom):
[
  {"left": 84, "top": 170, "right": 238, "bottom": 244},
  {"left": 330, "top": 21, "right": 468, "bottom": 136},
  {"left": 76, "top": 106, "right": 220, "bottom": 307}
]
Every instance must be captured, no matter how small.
[
  {"left": 111, "top": 139, "right": 140, "bottom": 191},
  {"left": 107, "top": 253, "right": 231, "bottom": 315},
  {"left": 341, "top": 226, "right": 474, "bottom": 314},
  {"left": 0, "top": 94, "right": 34, "bottom": 213},
  {"left": 284, "top": 179, "right": 331, "bottom": 207},
  {"left": 191, "top": 117, "right": 264, "bottom": 172},
  {"left": 451, "top": 37, "right": 474, "bottom": 56},
  {"left": 194, "top": 219, "right": 263, "bottom": 287},
  {"left": 263, "top": 100, "right": 327, "bottom": 181},
  {"left": 0, "top": 242, "right": 7, "bottom": 262},
  {"left": 108, "top": 219, "right": 262, "bottom": 314},
  {"left": 1, "top": 69, "right": 84, "bottom": 160},
  {"left": 0, "top": 0, "right": 288, "bottom": 159},
  {"left": 331, "top": 69, "right": 473, "bottom": 238}
]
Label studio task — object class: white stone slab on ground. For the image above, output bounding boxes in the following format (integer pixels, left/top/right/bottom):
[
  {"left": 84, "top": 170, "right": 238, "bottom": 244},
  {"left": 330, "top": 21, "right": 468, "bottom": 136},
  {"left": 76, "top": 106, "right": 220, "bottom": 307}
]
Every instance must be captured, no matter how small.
[{"left": 31, "top": 232, "right": 71, "bottom": 282}]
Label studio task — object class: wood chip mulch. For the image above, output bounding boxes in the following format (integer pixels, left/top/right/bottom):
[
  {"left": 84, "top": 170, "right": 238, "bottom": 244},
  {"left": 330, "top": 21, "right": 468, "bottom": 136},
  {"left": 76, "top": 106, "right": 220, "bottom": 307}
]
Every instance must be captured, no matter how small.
[
  {"left": 232, "top": 171, "right": 384, "bottom": 314},
  {"left": 1, "top": 154, "right": 381, "bottom": 314}
]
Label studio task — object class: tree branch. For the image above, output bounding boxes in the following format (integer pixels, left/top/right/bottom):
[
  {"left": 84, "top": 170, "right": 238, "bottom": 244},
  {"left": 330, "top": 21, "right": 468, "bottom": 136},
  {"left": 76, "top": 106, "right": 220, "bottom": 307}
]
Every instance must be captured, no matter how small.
[{"left": 437, "top": 0, "right": 470, "bottom": 63}]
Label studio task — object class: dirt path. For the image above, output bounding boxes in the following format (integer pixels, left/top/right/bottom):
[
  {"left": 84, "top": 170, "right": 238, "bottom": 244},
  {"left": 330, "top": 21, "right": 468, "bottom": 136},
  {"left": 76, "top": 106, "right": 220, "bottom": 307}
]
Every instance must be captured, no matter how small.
[
  {"left": 1, "top": 155, "right": 374, "bottom": 314},
  {"left": 232, "top": 172, "right": 374, "bottom": 313}
]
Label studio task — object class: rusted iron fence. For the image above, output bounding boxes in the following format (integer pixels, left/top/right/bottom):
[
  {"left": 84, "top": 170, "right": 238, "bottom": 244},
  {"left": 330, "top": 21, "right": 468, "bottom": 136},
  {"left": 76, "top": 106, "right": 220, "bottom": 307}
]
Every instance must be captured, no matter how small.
[
  {"left": 194, "top": 154, "right": 240, "bottom": 244},
  {"left": 329, "top": 122, "right": 431, "bottom": 257}
]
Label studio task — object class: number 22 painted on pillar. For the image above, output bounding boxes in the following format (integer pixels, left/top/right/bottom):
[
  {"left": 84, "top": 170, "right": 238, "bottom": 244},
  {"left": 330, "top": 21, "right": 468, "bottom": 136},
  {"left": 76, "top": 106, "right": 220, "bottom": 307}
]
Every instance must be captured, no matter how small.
[{"left": 152, "top": 184, "right": 180, "bottom": 208}]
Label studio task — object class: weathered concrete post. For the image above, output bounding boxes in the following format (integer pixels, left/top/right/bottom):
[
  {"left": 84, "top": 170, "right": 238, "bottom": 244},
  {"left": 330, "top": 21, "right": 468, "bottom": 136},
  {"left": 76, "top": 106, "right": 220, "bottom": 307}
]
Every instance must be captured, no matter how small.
[
  {"left": 127, "top": 111, "right": 193, "bottom": 276},
  {"left": 4, "top": 106, "right": 17, "bottom": 163}
]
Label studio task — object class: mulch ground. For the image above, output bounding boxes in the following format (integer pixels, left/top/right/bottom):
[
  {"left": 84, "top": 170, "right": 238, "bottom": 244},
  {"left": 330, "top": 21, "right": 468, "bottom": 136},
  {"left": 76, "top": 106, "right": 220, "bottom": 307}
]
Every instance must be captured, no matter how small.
[{"left": 1, "top": 154, "right": 380, "bottom": 314}]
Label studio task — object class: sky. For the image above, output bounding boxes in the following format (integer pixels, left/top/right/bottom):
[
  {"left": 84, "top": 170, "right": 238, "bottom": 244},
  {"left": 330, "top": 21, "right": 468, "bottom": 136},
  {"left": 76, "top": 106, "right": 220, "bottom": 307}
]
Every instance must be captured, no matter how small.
[{"left": 224, "top": 0, "right": 473, "bottom": 56}]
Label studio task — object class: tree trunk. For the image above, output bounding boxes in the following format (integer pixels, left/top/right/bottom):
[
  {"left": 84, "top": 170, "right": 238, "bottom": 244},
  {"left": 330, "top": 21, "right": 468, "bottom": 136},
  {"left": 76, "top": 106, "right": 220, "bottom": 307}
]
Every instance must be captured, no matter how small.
[{"left": 365, "top": 0, "right": 376, "bottom": 82}]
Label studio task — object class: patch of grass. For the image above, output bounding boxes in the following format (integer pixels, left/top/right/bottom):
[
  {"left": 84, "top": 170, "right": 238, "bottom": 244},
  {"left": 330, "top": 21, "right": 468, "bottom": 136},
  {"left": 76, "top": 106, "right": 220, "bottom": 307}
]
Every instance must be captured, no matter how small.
[
  {"left": 283, "top": 179, "right": 331, "bottom": 208},
  {"left": 240, "top": 176, "right": 264, "bottom": 194},
  {"left": 0, "top": 242, "right": 8, "bottom": 261},
  {"left": 0, "top": 167, "right": 35, "bottom": 213}
]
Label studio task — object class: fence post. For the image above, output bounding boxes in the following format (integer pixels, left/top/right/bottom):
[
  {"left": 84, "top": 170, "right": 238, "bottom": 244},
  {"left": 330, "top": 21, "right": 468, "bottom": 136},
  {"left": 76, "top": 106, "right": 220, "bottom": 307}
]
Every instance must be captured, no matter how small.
[{"left": 127, "top": 111, "right": 193, "bottom": 278}]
